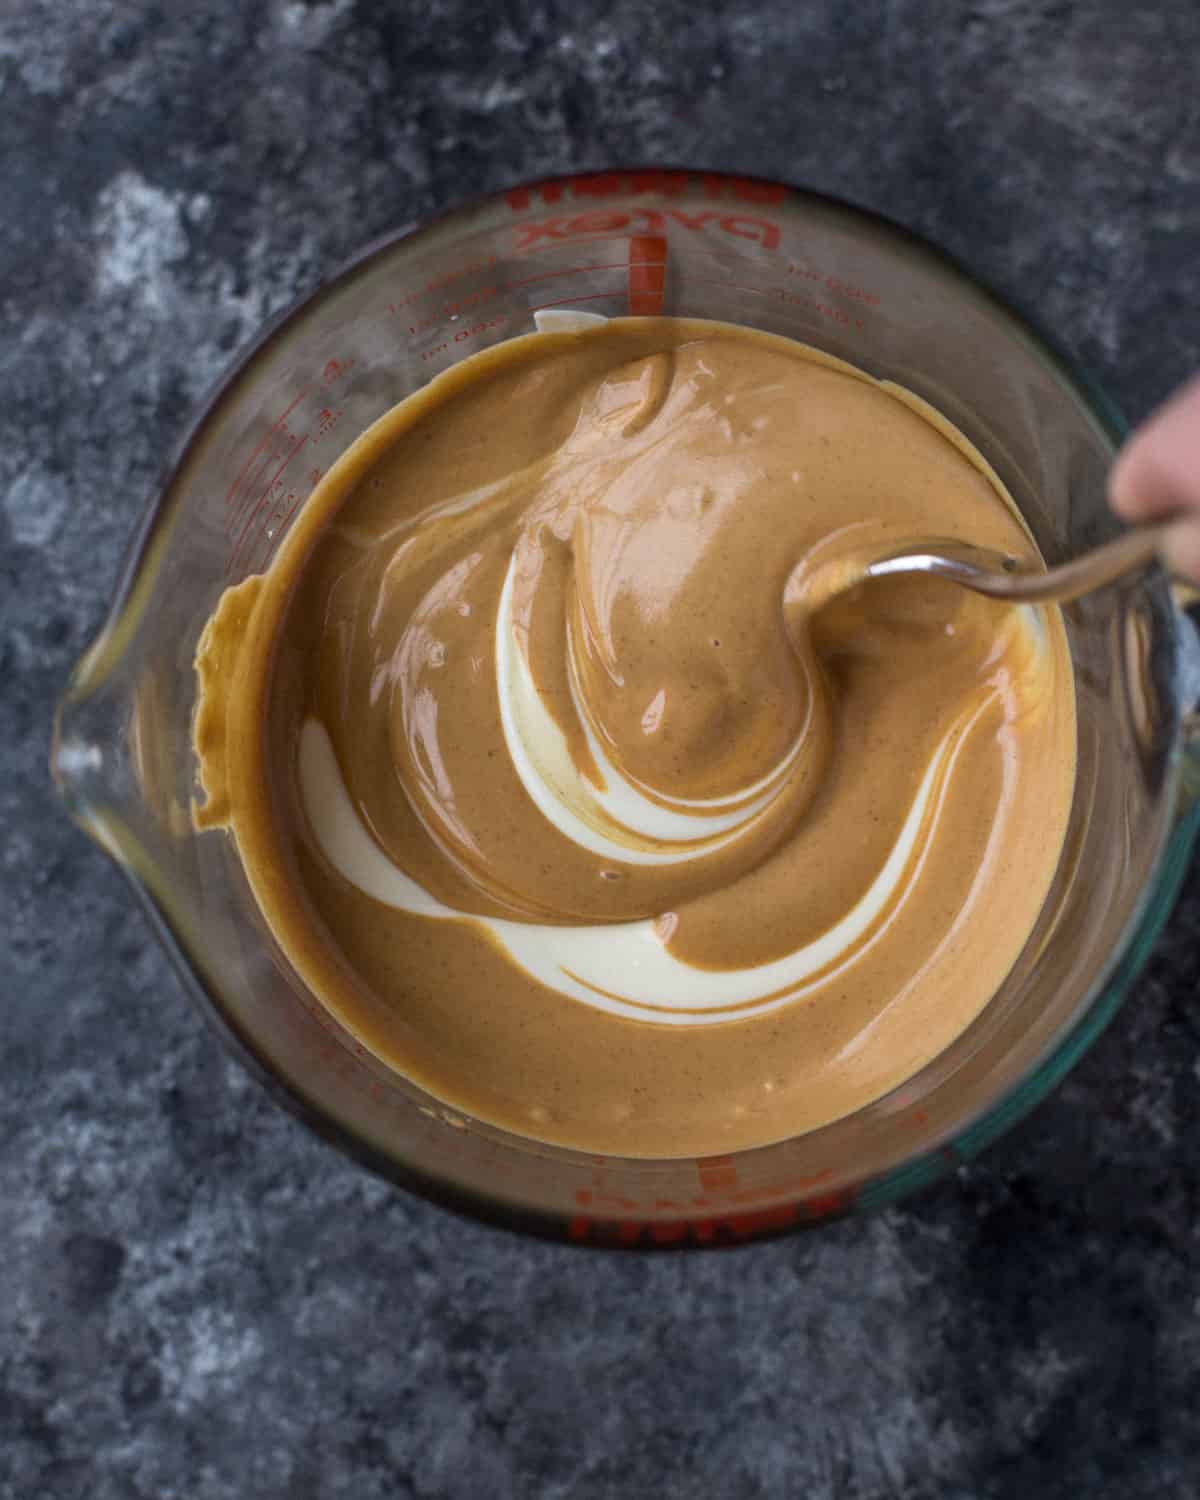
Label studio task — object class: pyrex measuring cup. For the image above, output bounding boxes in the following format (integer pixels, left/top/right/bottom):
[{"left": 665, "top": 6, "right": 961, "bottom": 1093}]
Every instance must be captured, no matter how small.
[{"left": 53, "top": 172, "right": 1200, "bottom": 1247}]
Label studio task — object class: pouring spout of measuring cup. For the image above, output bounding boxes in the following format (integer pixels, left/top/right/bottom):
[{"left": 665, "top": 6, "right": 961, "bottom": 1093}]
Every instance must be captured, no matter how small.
[
  {"left": 51, "top": 510, "right": 196, "bottom": 884},
  {"left": 52, "top": 624, "right": 142, "bottom": 857}
]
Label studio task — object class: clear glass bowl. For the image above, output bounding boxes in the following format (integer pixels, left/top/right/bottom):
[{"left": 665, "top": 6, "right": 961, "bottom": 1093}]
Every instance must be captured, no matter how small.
[{"left": 52, "top": 171, "right": 1200, "bottom": 1247}]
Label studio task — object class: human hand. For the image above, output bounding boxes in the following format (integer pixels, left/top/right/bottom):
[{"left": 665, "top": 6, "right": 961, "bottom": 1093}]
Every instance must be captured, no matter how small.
[{"left": 1109, "top": 375, "right": 1200, "bottom": 582}]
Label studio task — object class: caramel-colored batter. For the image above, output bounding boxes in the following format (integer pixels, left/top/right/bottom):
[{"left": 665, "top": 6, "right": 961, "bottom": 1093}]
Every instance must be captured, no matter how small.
[{"left": 194, "top": 319, "right": 1076, "bottom": 1157}]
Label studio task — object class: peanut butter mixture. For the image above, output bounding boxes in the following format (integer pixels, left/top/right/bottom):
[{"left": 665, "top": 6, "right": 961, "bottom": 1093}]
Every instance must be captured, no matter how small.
[{"left": 194, "top": 320, "right": 1075, "bottom": 1157}]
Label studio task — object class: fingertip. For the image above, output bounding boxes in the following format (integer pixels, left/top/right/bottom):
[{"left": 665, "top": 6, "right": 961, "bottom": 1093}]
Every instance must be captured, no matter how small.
[
  {"left": 1108, "top": 437, "right": 1175, "bottom": 522},
  {"left": 1109, "top": 375, "right": 1200, "bottom": 523},
  {"left": 1107, "top": 442, "right": 1145, "bottom": 520}
]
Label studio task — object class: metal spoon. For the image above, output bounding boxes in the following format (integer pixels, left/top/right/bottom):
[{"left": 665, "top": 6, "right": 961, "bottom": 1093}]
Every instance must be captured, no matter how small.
[{"left": 864, "top": 523, "right": 1166, "bottom": 605}]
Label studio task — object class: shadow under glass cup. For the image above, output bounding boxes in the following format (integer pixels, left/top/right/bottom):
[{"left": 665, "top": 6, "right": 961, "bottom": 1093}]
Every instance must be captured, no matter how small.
[{"left": 53, "top": 171, "right": 1200, "bottom": 1247}]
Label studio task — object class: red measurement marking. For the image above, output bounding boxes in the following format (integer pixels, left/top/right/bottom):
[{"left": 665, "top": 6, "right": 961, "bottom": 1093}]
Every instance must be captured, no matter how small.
[
  {"left": 228, "top": 451, "right": 278, "bottom": 532},
  {"left": 685, "top": 276, "right": 868, "bottom": 331},
  {"left": 787, "top": 264, "right": 881, "bottom": 304},
  {"left": 414, "top": 314, "right": 511, "bottom": 358},
  {"left": 404, "top": 286, "right": 501, "bottom": 334},
  {"left": 624, "top": 171, "right": 691, "bottom": 197},
  {"left": 526, "top": 291, "right": 621, "bottom": 314},
  {"left": 628, "top": 235, "right": 666, "bottom": 316},
  {"left": 387, "top": 258, "right": 501, "bottom": 312},
  {"left": 567, "top": 1200, "right": 803, "bottom": 1248},
  {"left": 702, "top": 175, "right": 785, "bottom": 203},
  {"left": 249, "top": 486, "right": 303, "bottom": 573},
  {"left": 649, "top": 1221, "right": 689, "bottom": 1245},
  {"left": 500, "top": 262, "right": 632, "bottom": 292},
  {"left": 803, "top": 1189, "right": 857, "bottom": 1220},
  {"left": 772, "top": 286, "right": 868, "bottom": 327},
  {"left": 226, "top": 434, "right": 309, "bottom": 577},
  {"left": 222, "top": 386, "right": 312, "bottom": 511},
  {"left": 227, "top": 431, "right": 302, "bottom": 536},
  {"left": 726, "top": 1203, "right": 802, "bottom": 1236}
]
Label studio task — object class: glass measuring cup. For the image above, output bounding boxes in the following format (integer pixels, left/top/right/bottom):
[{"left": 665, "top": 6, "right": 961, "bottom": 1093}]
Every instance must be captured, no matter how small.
[{"left": 52, "top": 171, "right": 1200, "bottom": 1247}]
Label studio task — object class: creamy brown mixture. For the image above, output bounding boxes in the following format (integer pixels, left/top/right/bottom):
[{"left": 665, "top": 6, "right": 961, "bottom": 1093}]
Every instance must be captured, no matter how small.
[{"left": 194, "top": 319, "right": 1076, "bottom": 1157}]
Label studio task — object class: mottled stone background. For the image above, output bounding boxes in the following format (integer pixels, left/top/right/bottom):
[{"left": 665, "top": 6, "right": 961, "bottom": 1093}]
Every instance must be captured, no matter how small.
[{"left": 3, "top": 2, "right": 1199, "bottom": 1496}]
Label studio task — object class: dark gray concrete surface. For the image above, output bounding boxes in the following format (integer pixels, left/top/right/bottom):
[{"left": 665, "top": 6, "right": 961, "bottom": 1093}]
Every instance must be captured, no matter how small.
[{"left": 3, "top": 2, "right": 1199, "bottom": 1496}]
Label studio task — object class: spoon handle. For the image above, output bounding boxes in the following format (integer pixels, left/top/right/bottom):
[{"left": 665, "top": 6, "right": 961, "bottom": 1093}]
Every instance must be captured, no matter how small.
[
  {"left": 866, "top": 525, "right": 1168, "bottom": 605},
  {"left": 982, "top": 524, "right": 1167, "bottom": 604}
]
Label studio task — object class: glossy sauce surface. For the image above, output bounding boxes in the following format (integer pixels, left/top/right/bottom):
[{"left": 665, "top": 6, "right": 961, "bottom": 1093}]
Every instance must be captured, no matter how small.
[{"left": 194, "top": 320, "right": 1076, "bottom": 1156}]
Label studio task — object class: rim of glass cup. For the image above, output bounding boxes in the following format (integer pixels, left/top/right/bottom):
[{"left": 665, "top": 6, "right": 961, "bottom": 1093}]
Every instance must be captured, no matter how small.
[{"left": 54, "top": 169, "right": 1200, "bottom": 1248}]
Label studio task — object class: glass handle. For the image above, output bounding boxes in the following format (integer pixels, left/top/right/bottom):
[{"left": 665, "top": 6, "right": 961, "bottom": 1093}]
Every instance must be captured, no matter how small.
[{"left": 1172, "top": 580, "right": 1200, "bottom": 799}]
